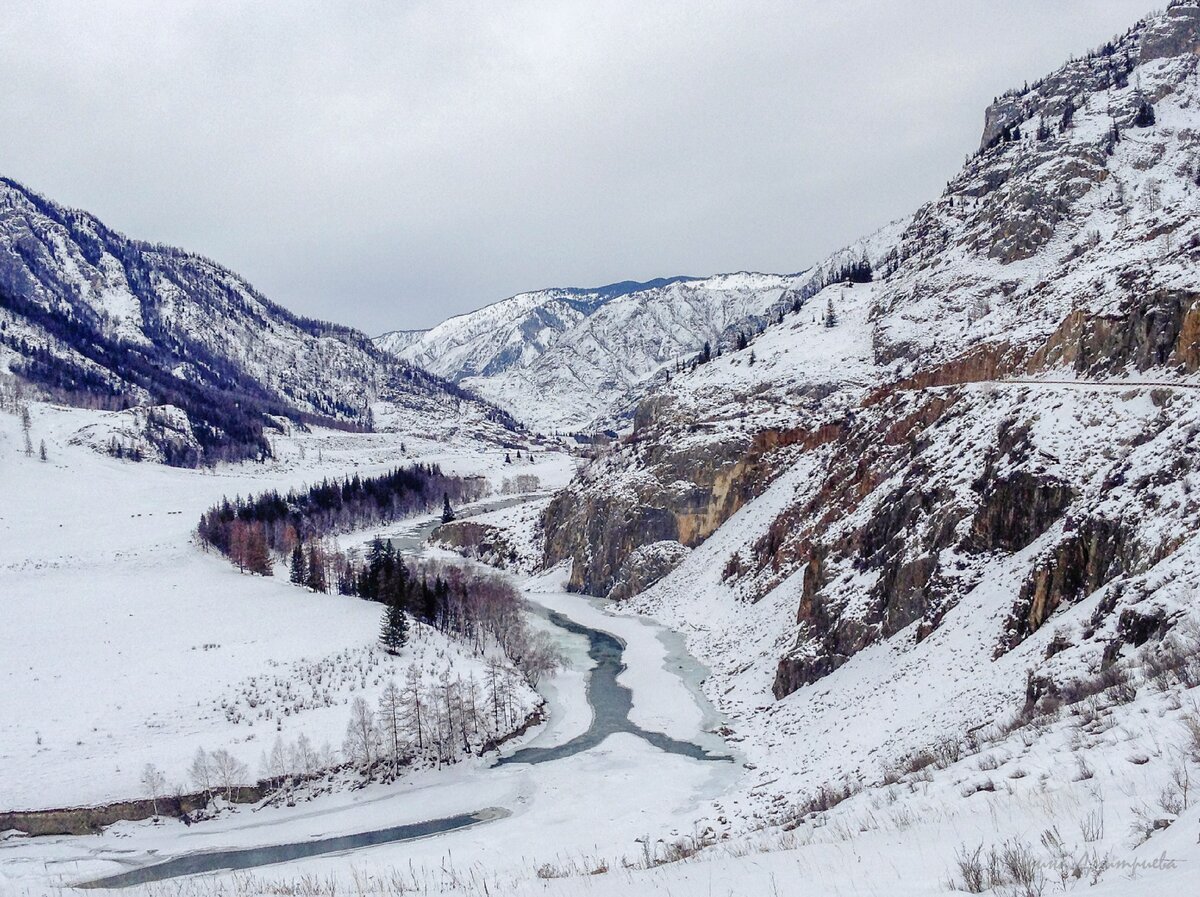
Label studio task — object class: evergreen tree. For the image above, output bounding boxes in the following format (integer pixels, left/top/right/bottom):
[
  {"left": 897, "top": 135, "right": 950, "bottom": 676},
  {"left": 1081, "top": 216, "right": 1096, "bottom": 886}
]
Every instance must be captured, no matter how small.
[
  {"left": 380, "top": 599, "right": 409, "bottom": 655},
  {"left": 305, "top": 543, "right": 327, "bottom": 592},
  {"left": 1059, "top": 96, "right": 1076, "bottom": 131},
  {"left": 441, "top": 492, "right": 456, "bottom": 523},
  {"left": 289, "top": 544, "right": 307, "bottom": 585},
  {"left": 824, "top": 296, "right": 837, "bottom": 328},
  {"left": 21, "top": 406, "right": 32, "bottom": 457},
  {"left": 1133, "top": 99, "right": 1156, "bottom": 128}
]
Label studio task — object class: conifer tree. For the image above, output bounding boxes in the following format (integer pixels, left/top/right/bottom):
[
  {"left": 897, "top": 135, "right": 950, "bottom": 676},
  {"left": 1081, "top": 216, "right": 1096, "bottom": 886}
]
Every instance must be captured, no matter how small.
[
  {"left": 305, "top": 543, "right": 327, "bottom": 592},
  {"left": 21, "top": 405, "right": 33, "bottom": 457},
  {"left": 289, "top": 544, "right": 307, "bottom": 585},
  {"left": 1060, "top": 96, "right": 1076, "bottom": 131},
  {"left": 1133, "top": 98, "right": 1156, "bottom": 128},
  {"left": 380, "top": 600, "right": 409, "bottom": 655},
  {"left": 441, "top": 492, "right": 456, "bottom": 523}
]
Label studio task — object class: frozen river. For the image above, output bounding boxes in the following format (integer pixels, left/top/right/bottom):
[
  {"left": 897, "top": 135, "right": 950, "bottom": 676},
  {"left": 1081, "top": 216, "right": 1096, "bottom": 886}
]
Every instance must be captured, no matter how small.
[{"left": 73, "top": 496, "right": 738, "bottom": 889}]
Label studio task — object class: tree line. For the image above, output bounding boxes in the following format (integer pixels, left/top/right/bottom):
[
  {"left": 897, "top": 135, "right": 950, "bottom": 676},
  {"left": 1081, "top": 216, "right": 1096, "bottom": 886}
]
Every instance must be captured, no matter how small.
[
  {"left": 197, "top": 463, "right": 488, "bottom": 574},
  {"left": 197, "top": 464, "right": 559, "bottom": 690}
]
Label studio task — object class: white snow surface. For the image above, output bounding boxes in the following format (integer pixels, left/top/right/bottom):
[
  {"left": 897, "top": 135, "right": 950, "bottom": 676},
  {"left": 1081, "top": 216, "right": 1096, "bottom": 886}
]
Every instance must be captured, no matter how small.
[{"left": 0, "top": 403, "right": 573, "bottom": 811}]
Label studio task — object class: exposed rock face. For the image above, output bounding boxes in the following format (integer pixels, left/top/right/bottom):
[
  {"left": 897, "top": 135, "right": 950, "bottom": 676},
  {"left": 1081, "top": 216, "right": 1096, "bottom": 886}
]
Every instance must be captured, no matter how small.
[
  {"left": 0, "top": 786, "right": 265, "bottom": 836},
  {"left": 967, "top": 466, "right": 1074, "bottom": 554},
  {"left": 978, "top": 5, "right": 1200, "bottom": 152},
  {"left": 999, "top": 517, "right": 1139, "bottom": 652},
  {"left": 542, "top": 433, "right": 756, "bottom": 596},
  {"left": 1140, "top": 4, "right": 1200, "bottom": 63},
  {"left": 1034, "top": 288, "right": 1200, "bottom": 375},
  {"left": 544, "top": 2, "right": 1200, "bottom": 710},
  {"left": 608, "top": 541, "right": 690, "bottom": 602},
  {"left": 433, "top": 520, "right": 522, "bottom": 571},
  {"left": 543, "top": 414, "right": 846, "bottom": 598}
]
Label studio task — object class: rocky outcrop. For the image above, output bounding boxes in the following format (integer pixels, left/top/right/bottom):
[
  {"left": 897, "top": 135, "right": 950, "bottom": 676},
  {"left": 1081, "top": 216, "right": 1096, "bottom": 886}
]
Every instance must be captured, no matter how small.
[
  {"left": 0, "top": 786, "right": 266, "bottom": 836},
  {"left": 977, "top": 3, "right": 1200, "bottom": 152},
  {"left": 543, "top": 421, "right": 836, "bottom": 597},
  {"left": 544, "top": 488, "right": 684, "bottom": 596},
  {"left": 1139, "top": 3, "right": 1200, "bottom": 64},
  {"left": 608, "top": 541, "right": 691, "bottom": 602},
  {"left": 432, "top": 520, "right": 522, "bottom": 571},
  {"left": 1032, "top": 288, "right": 1200, "bottom": 375},
  {"left": 967, "top": 471, "right": 1074, "bottom": 553},
  {"left": 998, "top": 516, "right": 1140, "bottom": 654},
  {"left": 548, "top": 2, "right": 1200, "bottom": 712}
]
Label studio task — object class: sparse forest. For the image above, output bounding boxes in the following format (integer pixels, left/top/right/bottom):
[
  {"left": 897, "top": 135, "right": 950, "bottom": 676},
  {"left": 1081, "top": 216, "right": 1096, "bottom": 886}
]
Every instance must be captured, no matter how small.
[{"left": 195, "top": 464, "right": 560, "bottom": 772}]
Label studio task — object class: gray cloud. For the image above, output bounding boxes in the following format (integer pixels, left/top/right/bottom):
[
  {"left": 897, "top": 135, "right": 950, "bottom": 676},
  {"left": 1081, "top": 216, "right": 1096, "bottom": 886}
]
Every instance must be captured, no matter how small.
[{"left": 0, "top": 1, "right": 1155, "bottom": 332}]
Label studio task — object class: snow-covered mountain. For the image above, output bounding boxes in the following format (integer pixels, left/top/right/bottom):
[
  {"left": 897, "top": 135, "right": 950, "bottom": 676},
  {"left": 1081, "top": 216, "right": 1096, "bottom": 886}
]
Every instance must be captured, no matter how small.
[
  {"left": 392, "top": 277, "right": 698, "bottom": 379},
  {"left": 0, "top": 178, "right": 518, "bottom": 464},
  {"left": 537, "top": 0, "right": 1200, "bottom": 785},
  {"left": 381, "top": 273, "right": 858, "bottom": 432},
  {"left": 373, "top": 327, "right": 429, "bottom": 356}
]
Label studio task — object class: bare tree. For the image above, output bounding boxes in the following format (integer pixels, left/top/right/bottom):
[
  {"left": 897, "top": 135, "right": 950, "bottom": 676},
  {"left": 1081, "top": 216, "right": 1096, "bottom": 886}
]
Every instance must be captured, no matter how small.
[
  {"left": 189, "top": 747, "right": 214, "bottom": 798},
  {"left": 485, "top": 657, "right": 505, "bottom": 728},
  {"left": 290, "top": 733, "right": 319, "bottom": 778},
  {"left": 513, "top": 629, "right": 565, "bottom": 686},
  {"left": 377, "top": 680, "right": 405, "bottom": 777},
  {"left": 403, "top": 663, "right": 426, "bottom": 753},
  {"left": 209, "top": 748, "right": 249, "bottom": 801},
  {"left": 343, "top": 696, "right": 380, "bottom": 773},
  {"left": 140, "top": 763, "right": 166, "bottom": 817},
  {"left": 262, "top": 736, "right": 290, "bottom": 784}
]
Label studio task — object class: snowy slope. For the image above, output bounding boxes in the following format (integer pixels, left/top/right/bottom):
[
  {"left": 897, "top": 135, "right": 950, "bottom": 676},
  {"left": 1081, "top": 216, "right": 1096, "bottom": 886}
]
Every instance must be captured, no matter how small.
[
  {"left": 539, "top": 0, "right": 1200, "bottom": 819},
  {"left": 8, "top": 7, "right": 1200, "bottom": 897},
  {"left": 373, "top": 328, "right": 429, "bottom": 356},
  {"left": 391, "top": 278, "right": 699, "bottom": 382},
  {"left": 0, "top": 401, "right": 573, "bottom": 811},
  {"left": 0, "top": 177, "right": 518, "bottom": 464},
  {"left": 384, "top": 273, "right": 842, "bottom": 432}
]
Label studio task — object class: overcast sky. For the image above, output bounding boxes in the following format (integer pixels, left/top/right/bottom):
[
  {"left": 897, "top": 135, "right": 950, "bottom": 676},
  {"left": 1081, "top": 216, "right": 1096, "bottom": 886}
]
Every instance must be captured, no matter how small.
[{"left": 0, "top": 1, "right": 1155, "bottom": 333}]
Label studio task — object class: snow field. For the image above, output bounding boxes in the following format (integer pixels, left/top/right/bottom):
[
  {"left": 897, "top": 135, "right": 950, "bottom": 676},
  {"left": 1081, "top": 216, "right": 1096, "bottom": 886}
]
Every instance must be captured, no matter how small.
[{"left": 0, "top": 402, "right": 571, "bottom": 811}]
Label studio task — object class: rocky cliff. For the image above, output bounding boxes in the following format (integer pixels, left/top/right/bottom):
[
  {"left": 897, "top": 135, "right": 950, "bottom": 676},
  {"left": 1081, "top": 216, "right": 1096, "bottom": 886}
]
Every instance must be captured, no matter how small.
[{"left": 542, "top": 2, "right": 1200, "bottom": 720}]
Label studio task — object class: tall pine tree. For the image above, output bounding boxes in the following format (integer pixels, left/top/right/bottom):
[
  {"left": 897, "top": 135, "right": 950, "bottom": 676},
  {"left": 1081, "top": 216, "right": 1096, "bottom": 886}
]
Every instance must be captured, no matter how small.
[
  {"left": 289, "top": 544, "right": 307, "bottom": 585},
  {"left": 380, "top": 599, "right": 409, "bottom": 655}
]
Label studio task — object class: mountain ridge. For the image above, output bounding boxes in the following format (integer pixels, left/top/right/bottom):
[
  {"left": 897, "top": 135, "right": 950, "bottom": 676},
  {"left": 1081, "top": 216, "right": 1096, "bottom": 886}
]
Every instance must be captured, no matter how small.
[
  {"left": 535, "top": 0, "right": 1200, "bottom": 725},
  {"left": 0, "top": 176, "right": 518, "bottom": 464}
]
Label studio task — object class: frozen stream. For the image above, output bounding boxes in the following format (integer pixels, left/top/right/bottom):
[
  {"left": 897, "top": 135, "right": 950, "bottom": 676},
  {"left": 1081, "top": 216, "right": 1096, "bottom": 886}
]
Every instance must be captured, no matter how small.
[{"left": 77, "top": 495, "right": 735, "bottom": 889}]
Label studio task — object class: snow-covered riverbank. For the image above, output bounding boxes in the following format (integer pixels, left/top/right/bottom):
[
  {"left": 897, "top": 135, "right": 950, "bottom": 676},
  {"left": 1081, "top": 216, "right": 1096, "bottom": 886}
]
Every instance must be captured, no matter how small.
[{"left": 0, "top": 404, "right": 741, "bottom": 894}]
